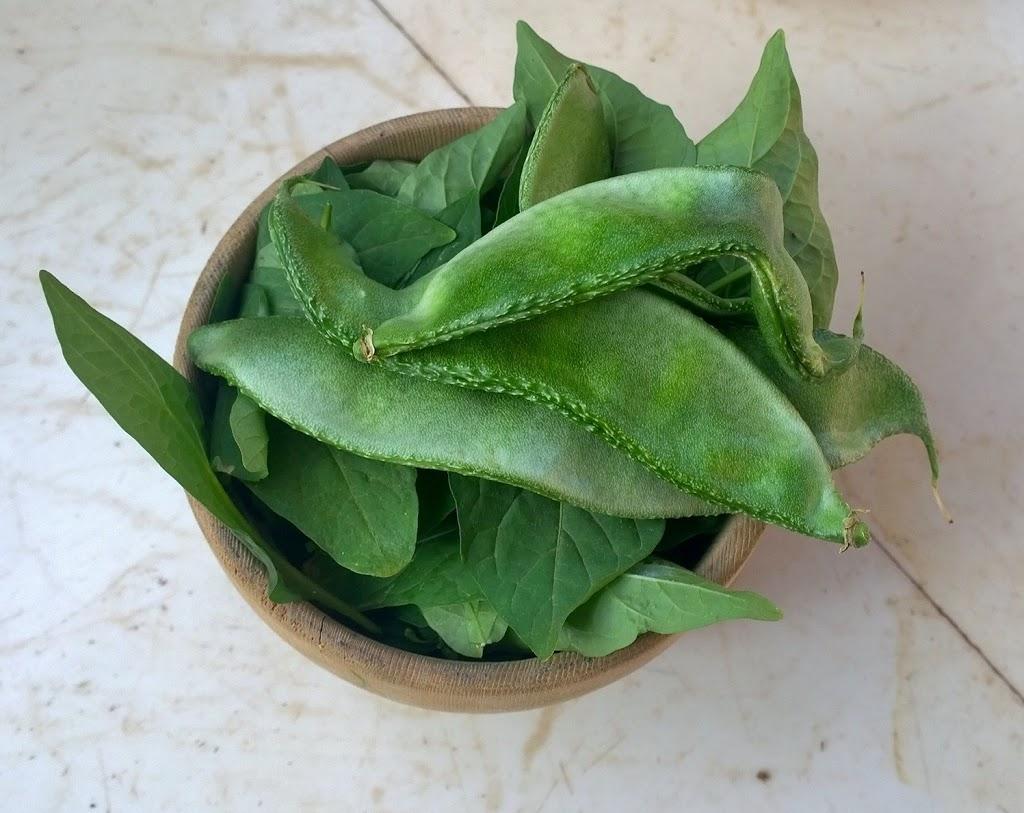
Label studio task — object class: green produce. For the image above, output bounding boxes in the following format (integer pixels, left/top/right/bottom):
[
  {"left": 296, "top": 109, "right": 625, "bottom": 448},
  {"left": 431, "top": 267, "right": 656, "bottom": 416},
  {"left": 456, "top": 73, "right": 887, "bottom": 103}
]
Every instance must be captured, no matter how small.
[{"left": 41, "top": 23, "right": 940, "bottom": 661}]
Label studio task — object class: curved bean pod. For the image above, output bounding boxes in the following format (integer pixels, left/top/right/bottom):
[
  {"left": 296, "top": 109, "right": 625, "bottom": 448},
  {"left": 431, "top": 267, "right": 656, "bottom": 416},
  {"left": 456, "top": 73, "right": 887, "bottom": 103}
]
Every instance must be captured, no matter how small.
[
  {"left": 187, "top": 316, "right": 720, "bottom": 520},
  {"left": 271, "top": 167, "right": 858, "bottom": 380},
  {"left": 376, "top": 290, "right": 869, "bottom": 546}
]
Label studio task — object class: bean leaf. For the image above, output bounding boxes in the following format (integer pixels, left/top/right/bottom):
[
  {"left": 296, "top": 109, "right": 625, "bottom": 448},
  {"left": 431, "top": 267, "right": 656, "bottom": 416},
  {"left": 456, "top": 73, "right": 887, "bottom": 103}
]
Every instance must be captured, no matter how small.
[
  {"left": 493, "top": 146, "right": 527, "bottom": 228},
  {"left": 315, "top": 529, "right": 506, "bottom": 657},
  {"left": 420, "top": 602, "right": 507, "bottom": 659},
  {"left": 209, "top": 386, "right": 269, "bottom": 481},
  {"left": 247, "top": 419, "right": 418, "bottom": 577},
  {"left": 513, "top": 21, "right": 696, "bottom": 173},
  {"left": 256, "top": 185, "right": 455, "bottom": 294},
  {"left": 346, "top": 159, "right": 416, "bottom": 197},
  {"left": 451, "top": 475, "right": 664, "bottom": 658},
  {"left": 291, "top": 189, "right": 456, "bottom": 287},
  {"left": 404, "top": 190, "right": 482, "bottom": 284},
  {"left": 557, "top": 558, "right": 782, "bottom": 657},
  {"left": 397, "top": 102, "right": 528, "bottom": 216},
  {"left": 696, "top": 30, "right": 838, "bottom": 328}
]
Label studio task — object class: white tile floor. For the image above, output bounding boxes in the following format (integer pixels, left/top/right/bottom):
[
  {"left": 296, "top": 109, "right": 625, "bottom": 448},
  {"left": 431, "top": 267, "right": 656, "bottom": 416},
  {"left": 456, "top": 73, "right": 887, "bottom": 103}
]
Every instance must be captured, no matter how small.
[{"left": 2, "top": 1, "right": 1022, "bottom": 810}]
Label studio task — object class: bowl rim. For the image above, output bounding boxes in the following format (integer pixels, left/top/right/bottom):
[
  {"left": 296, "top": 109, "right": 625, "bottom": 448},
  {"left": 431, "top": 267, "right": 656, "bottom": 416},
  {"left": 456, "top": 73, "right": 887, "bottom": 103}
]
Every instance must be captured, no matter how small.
[{"left": 172, "top": 107, "right": 766, "bottom": 712}]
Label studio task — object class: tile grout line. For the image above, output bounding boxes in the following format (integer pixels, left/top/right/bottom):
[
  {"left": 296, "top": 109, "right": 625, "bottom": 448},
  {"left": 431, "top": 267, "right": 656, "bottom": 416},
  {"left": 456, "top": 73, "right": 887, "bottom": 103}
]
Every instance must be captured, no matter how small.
[
  {"left": 872, "top": 534, "right": 1024, "bottom": 706},
  {"left": 368, "top": 0, "right": 475, "bottom": 105}
]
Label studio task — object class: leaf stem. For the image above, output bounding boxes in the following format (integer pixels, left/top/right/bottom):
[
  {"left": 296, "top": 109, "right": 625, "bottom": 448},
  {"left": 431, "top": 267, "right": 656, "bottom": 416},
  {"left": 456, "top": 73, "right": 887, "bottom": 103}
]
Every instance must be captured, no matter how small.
[{"left": 704, "top": 265, "right": 751, "bottom": 294}]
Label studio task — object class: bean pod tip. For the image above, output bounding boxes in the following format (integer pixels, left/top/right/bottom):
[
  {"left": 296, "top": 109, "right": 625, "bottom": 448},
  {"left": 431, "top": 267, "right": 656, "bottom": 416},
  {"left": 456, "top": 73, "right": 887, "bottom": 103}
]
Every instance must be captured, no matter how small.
[{"left": 356, "top": 330, "right": 376, "bottom": 362}]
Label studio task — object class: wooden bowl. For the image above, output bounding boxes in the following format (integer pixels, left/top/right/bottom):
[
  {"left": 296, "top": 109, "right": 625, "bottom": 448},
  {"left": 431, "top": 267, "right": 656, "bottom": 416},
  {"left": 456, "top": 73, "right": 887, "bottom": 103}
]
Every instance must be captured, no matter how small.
[{"left": 172, "top": 108, "right": 766, "bottom": 712}]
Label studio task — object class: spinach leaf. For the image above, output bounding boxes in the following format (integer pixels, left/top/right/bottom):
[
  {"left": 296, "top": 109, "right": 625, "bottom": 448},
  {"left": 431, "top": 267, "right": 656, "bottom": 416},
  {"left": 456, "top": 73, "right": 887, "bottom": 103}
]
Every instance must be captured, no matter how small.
[
  {"left": 513, "top": 21, "right": 696, "bottom": 174},
  {"left": 696, "top": 31, "right": 838, "bottom": 328},
  {"left": 404, "top": 190, "right": 482, "bottom": 283},
  {"left": 558, "top": 558, "right": 782, "bottom": 657},
  {"left": 397, "top": 103, "right": 528, "bottom": 216},
  {"left": 450, "top": 475, "right": 664, "bottom": 658},
  {"left": 346, "top": 159, "right": 416, "bottom": 197},
  {"left": 247, "top": 418, "right": 418, "bottom": 577},
  {"left": 39, "top": 272, "right": 372, "bottom": 626}
]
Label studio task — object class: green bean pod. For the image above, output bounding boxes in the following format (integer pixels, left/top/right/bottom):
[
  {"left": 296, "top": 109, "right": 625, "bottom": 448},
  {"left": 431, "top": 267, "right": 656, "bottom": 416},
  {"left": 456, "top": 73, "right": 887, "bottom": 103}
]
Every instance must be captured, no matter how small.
[
  {"left": 270, "top": 167, "right": 858, "bottom": 380},
  {"left": 187, "top": 317, "right": 720, "bottom": 520},
  {"left": 377, "top": 290, "right": 869, "bottom": 546},
  {"left": 519, "top": 63, "right": 611, "bottom": 209}
]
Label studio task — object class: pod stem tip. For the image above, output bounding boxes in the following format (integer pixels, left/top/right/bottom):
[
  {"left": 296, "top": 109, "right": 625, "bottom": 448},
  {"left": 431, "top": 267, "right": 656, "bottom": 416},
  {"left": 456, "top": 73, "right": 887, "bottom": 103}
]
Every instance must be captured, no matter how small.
[{"left": 932, "top": 483, "right": 953, "bottom": 524}]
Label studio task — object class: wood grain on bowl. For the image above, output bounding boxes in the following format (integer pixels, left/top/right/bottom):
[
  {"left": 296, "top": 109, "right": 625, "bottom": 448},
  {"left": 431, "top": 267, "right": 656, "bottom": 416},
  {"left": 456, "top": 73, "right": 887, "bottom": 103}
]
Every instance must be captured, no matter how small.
[{"left": 171, "top": 108, "right": 766, "bottom": 712}]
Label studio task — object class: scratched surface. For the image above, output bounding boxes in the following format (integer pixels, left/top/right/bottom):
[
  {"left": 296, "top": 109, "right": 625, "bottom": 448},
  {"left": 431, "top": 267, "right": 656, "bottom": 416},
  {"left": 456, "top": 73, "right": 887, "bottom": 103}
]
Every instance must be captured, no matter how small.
[{"left": 2, "top": 1, "right": 1022, "bottom": 811}]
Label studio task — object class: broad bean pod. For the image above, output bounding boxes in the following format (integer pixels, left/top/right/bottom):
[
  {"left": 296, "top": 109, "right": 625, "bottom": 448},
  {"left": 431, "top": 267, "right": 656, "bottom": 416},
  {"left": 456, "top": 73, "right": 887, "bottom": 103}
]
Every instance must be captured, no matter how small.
[
  {"left": 269, "top": 167, "right": 859, "bottom": 381},
  {"left": 187, "top": 316, "right": 720, "bottom": 520},
  {"left": 374, "top": 290, "right": 868, "bottom": 546},
  {"left": 518, "top": 63, "right": 611, "bottom": 209}
]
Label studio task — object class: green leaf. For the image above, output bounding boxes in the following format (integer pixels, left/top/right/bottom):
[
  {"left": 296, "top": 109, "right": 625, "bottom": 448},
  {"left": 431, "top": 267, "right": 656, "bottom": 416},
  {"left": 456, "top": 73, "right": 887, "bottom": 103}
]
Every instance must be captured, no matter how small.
[
  {"left": 727, "top": 326, "right": 940, "bottom": 481},
  {"left": 696, "top": 30, "right": 838, "bottom": 328},
  {"left": 251, "top": 256, "right": 304, "bottom": 316},
  {"left": 558, "top": 558, "right": 782, "bottom": 657},
  {"left": 247, "top": 419, "right": 418, "bottom": 577},
  {"left": 39, "top": 272, "right": 372, "bottom": 625},
  {"left": 451, "top": 475, "right": 664, "bottom": 658},
  {"left": 346, "top": 159, "right": 416, "bottom": 197},
  {"left": 404, "top": 190, "right": 482, "bottom": 284},
  {"left": 292, "top": 189, "right": 455, "bottom": 287},
  {"left": 519, "top": 63, "right": 611, "bottom": 209},
  {"left": 421, "top": 602, "right": 507, "bottom": 659},
  {"left": 310, "top": 156, "right": 349, "bottom": 189},
  {"left": 513, "top": 21, "right": 695, "bottom": 174},
  {"left": 255, "top": 186, "right": 454, "bottom": 292},
  {"left": 209, "top": 385, "right": 268, "bottom": 481},
  {"left": 209, "top": 284, "right": 271, "bottom": 481},
  {"left": 189, "top": 316, "right": 718, "bottom": 520},
  {"left": 317, "top": 528, "right": 505, "bottom": 658},
  {"left": 397, "top": 103, "right": 528, "bottom": 216}
]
